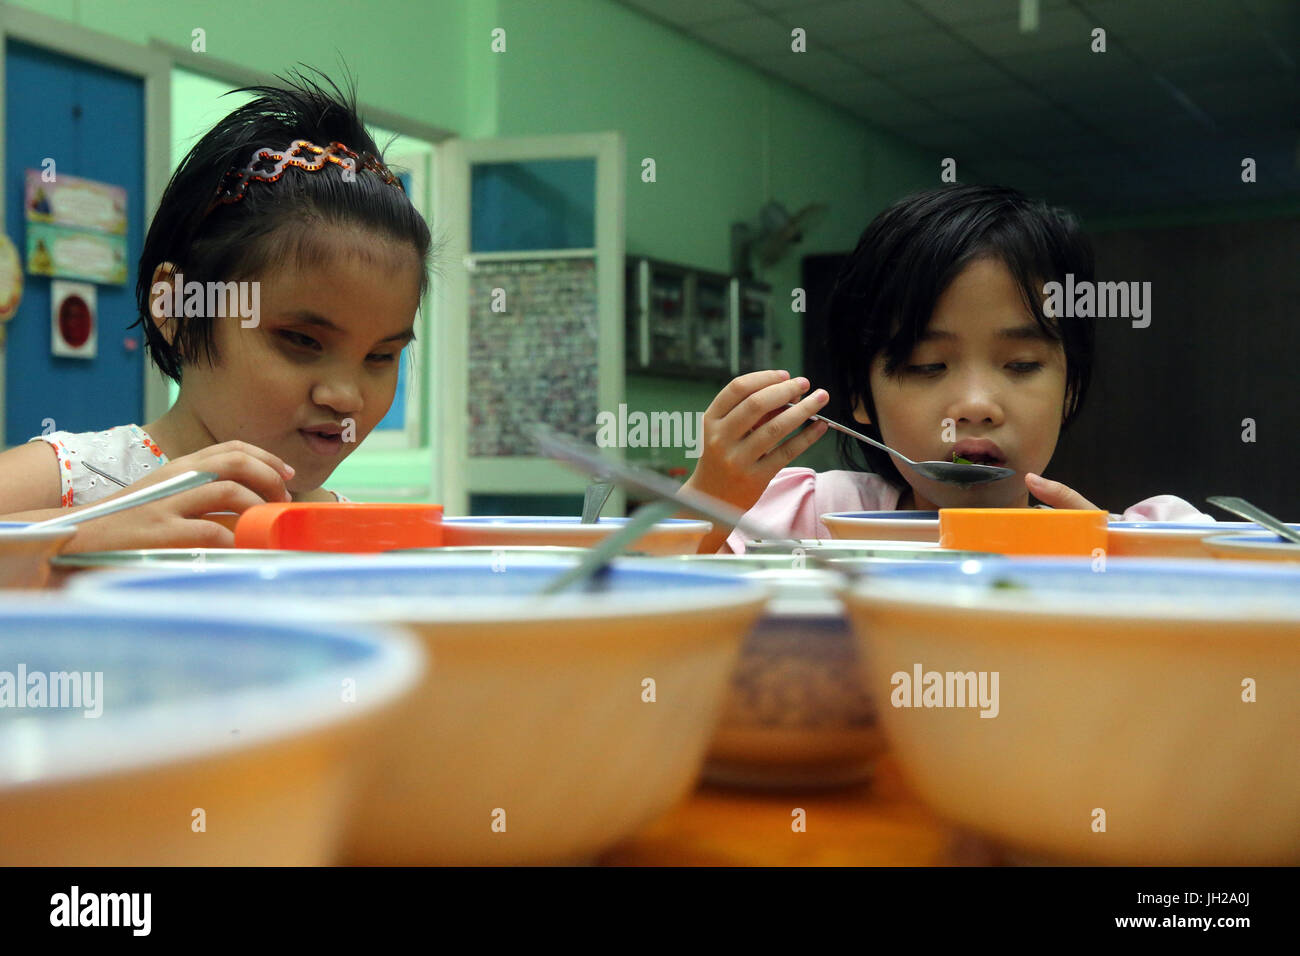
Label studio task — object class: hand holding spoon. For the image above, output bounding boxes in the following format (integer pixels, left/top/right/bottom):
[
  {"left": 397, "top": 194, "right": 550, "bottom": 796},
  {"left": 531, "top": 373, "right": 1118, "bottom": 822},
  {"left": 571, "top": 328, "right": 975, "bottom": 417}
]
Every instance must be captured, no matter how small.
[{"left": 784, "top": 404, "right": 1013, "bottom": 485}]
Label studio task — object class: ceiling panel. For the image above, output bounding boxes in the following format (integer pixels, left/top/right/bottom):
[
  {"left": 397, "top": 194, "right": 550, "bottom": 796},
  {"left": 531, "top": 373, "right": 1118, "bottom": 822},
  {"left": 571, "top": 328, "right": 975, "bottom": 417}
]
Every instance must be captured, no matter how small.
[{"left": 610, "top": 0, "right": 1300, "bottom": 215}]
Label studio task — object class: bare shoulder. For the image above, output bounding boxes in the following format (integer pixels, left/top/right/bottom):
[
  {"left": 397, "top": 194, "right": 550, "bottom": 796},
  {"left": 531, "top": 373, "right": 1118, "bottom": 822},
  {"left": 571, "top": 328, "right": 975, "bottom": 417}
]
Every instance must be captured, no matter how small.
[{"left": 0, "top": 440, "right": 62, "bottom": 512}]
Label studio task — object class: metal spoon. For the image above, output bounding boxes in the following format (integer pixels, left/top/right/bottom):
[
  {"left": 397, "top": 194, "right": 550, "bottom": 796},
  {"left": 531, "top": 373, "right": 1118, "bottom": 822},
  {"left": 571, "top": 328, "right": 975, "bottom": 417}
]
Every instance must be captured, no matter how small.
[
  {"left": 29, "top": 471, "right": 218, "bottom": 530},
  {"left": 784, "top": 403, "right": 1014, "bottom": 485},
  {"left": 1206, "top": 495, "right": 1300, "bottom": 545},
  {"left": 528, "top": 425, "right": 866, "bottom": 590},
  {"left": 542, "top": 500, "right": 678, "bottom": 594}
]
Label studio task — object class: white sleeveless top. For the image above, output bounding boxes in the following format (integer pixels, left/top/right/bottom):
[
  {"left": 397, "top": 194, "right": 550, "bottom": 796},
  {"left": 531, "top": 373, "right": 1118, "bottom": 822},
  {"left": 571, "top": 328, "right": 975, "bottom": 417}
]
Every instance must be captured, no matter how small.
[{"left": 28, "top": 424, "right": 348, "bottom": 507}]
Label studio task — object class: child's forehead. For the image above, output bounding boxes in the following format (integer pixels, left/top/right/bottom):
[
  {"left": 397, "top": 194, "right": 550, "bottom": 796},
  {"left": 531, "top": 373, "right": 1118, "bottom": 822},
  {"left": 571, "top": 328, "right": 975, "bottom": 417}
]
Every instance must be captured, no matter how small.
[{"left": 264, "top": 225, "right": 421, "bottom": 281}]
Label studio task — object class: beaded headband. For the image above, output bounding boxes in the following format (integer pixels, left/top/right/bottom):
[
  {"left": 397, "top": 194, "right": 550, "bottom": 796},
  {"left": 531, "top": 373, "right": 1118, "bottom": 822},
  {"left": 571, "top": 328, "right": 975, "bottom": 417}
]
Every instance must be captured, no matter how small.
[{"left": 203, "top": 138, "right": 404, "bottom": 218}]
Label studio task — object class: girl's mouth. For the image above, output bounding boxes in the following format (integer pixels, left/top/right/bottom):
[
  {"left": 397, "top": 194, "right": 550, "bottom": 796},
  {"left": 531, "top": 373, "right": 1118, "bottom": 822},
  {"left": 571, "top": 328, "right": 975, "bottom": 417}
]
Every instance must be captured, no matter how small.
[
  {"left": 299, "top": 428, "right": 344, "bottom": 457},
  {"left": 951, "top": 439, "right": 1007, "bottom": 467}
]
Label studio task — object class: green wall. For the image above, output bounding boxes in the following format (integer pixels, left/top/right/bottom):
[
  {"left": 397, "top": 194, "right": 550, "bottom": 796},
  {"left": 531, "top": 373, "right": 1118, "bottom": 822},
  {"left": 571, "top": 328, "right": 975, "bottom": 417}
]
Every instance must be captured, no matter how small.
[
  {"left": 15, "top": 0, "right": 937, "bottom": 494},
  {"left": 486, "top": 0, "right": 934, "bottom": 474}
]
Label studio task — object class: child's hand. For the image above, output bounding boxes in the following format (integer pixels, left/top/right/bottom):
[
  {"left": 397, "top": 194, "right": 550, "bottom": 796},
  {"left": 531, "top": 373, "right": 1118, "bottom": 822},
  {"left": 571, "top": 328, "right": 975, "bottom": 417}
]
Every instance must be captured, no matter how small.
[
  {"left": 1025, "top": 472, "right": 1100, "bottom": 510},
  {"left": 683, "top": 370, "right": 829, "bottom": 519},
  {"left": 66, "top": 441, "right": 296, "bottom": 552}
]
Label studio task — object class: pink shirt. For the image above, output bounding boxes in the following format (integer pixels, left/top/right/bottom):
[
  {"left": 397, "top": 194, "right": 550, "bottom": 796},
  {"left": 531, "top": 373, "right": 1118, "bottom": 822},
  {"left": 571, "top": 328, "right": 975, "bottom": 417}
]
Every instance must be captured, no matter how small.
[{"left": 724, "top": 468, "right": 1216, "bottom": 554}]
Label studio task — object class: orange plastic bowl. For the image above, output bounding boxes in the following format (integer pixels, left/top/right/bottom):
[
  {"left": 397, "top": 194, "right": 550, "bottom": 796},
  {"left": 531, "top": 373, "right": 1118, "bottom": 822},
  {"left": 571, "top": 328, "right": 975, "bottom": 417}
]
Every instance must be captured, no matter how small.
[
  {"left": 939, "top": 508, "right": 1108, "bottom": 557},
  {"left": 234, "top": 503, "right": 444, "bottom": 552}
]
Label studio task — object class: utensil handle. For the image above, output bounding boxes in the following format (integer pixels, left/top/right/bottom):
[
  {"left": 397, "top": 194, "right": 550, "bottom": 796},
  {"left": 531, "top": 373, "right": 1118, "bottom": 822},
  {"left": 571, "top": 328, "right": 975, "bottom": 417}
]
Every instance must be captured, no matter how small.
[
  {"left": 529, "top": 424, "right": 862, "bottom": 581},
  {"left": 542, "top": 500, "right": 678, "bottom": 594},
  {"left": 783, "top": 403, "right": 915, "bottom": 465},
  {"left": 33, "top": 470, "right": 219, "bottom": 530},
  {"left": 1206, "top": 495, "right": 1300, "bottom": 544},
  {"left": 581, "top": 479, "right": 615, "bottom": 524}
]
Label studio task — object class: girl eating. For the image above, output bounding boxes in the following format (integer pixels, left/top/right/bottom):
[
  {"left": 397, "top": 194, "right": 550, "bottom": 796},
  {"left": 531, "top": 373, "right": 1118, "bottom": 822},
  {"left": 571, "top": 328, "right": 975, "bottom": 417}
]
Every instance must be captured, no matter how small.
[
  {"left": 0, "top": 69, "right": 433, "bottom": 551},
  {"left": 683, "top": 185, "right": 1212, "bottom": 553}
]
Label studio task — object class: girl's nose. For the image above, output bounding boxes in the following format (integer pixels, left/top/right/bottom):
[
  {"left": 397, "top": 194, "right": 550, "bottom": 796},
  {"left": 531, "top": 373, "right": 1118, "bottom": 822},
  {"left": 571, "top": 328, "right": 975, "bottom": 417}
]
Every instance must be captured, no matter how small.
[
  {"left": 946, "top": 372, "right": 1004, "bottom": 425},
  {"left": 310, "top": 378, "right": 363, "bottom": 416}
]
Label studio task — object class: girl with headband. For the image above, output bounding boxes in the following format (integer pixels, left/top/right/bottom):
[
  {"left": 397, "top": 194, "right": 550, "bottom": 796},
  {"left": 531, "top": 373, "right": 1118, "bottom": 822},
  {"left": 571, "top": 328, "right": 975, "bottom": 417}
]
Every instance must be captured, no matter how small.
[{"left": 0, "top": 67, "right": 434, "bottom": 551}]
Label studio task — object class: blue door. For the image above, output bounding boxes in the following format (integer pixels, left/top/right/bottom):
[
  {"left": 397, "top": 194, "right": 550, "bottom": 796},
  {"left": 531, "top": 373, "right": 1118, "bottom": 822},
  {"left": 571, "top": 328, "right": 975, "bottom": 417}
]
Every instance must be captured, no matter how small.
[{"left": 4, "top": 40, "right": 144, "bottom": 446}]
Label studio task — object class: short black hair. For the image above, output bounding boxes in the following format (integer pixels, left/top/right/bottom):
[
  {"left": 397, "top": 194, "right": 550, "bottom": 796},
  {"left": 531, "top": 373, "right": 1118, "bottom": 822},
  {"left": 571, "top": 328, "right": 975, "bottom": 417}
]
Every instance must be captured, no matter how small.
[
  {"left": 133, "top": 65, "right": 436, "bottom": 383},
  {"left": 823, "top": 184, "right": 1095, "bottom": 489}
]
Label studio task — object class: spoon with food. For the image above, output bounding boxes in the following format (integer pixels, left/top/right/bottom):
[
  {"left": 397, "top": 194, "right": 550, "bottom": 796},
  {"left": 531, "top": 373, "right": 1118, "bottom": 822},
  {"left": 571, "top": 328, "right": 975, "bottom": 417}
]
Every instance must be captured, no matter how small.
[{"left": 783, "top": 404, "right": 1014, "bottom": 485}]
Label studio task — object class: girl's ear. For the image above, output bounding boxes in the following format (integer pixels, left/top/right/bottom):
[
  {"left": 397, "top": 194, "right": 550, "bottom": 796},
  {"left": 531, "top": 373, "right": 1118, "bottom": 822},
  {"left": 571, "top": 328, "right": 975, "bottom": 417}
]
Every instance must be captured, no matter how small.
[
  {"left": 148, "top": 262, "right": 180, "bottom": 346},
  {"left": 851, "top": 397, "right": 872, "bottom": 426}
]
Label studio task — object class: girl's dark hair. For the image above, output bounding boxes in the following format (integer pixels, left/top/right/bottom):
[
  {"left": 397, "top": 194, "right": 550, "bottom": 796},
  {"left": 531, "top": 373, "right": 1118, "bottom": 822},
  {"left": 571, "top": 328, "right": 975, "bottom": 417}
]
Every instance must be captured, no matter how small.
[
  {"left": 824, "top": 184, "right": 1095, "bottom": 489},
  {"left": 134, "top": 65, "right": 435, "bottom": 383}
]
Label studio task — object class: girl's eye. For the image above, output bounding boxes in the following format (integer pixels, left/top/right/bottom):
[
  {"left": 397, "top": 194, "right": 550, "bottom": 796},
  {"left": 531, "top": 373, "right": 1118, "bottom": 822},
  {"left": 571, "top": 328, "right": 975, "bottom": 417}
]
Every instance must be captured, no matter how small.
[
  {"left": 1007, "top": 361, "right": 1043, "bottom": 373},
  {"left": 279, "top": 330, "right": 321, "bottom": 350},
  {"left": 368, "top": 353, "right": 396, "bottom": 364},
  {"left": 904, "top": 363, "right": 945, "bottom": 375}
]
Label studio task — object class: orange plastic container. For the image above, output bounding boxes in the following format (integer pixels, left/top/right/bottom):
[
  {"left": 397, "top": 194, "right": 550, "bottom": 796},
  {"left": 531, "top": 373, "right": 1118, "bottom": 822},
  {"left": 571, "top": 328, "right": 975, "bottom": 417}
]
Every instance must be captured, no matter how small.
[
  {"left": 234, "top": 503, "right": 444, "bottom": 552},
  {"left": 938, "top": 508, "right": 1108, "bottom": 557}
]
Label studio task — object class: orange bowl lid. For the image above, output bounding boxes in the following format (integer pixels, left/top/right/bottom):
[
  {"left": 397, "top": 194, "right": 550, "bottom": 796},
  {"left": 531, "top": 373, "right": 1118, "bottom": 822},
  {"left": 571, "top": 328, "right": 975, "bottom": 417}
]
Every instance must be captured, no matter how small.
[
  {"left": 234, "top": 502, "right": 443, "bottom": 552},
  {"left": 939, "top": 507, "right": 1108, "bottom": 554}
]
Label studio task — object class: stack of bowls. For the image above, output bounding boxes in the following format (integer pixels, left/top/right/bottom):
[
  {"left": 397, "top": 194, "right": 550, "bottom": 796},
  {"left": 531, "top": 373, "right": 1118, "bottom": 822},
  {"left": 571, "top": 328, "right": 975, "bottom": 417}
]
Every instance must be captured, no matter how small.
[
  {"left": 439, "top": 516, "right": 711, "bottom": 555},
  {"left": 0, "top": 599, "right": 422, "bottom": 865},
  {"left": 73, "top": 554, "right": 768, "bottom": 864},
  {"left": 821, "top": 511, "right": 940, "bottom": 543},
  {"left": 669, "top": 545, "right": 997, "bottom": 789},
  {"left": 838, "top": 557, "right": 1300, "bottom": 865}
]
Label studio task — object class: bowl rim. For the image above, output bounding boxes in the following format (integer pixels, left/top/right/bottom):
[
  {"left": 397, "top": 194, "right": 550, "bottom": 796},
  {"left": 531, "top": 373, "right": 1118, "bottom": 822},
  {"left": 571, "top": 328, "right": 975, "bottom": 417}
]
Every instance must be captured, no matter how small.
[
  {"left": 49, "top": 547, "right": 324, "bottom": 567},
  {"left": 1203, "top": 532, "right": 1300, "bottom": 552},
  {"left": 1106, "top": 520, "right": 1282, "bottom": 534},
  {"left": 0, "top": 524, "right": 78, "bottom": 541},
  {"left": 839, "top": 556, "right": 1300, "bottom": 623},
  {"left": 821, "top": 511, "right": 940, "bottom": 521},
  {"left": 68, "top": 554, "right": 772, "bottom": 624},
  {"left": 441, "top": 515, "right": 711, "bottom": 532},
  {"left": 0, "top": 596, "right": 424, "bottom": 789}
]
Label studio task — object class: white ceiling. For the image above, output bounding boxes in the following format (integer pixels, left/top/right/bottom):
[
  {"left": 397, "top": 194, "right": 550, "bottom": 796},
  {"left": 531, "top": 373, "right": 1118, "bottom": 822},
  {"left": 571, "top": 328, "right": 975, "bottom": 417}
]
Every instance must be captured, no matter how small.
[{"left": 614, "top": 0, "right": 1300, "bottom": 216}]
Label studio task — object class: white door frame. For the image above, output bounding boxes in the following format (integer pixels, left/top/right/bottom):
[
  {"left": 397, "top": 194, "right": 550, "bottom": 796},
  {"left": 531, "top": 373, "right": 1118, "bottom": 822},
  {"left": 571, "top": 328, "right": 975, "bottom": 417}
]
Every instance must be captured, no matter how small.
[
  {"left": 0, "top": 2, "right": 171, "bottom": 448},
  {"left": 435, "top": 132, "right": 625, "bottom": 516}
]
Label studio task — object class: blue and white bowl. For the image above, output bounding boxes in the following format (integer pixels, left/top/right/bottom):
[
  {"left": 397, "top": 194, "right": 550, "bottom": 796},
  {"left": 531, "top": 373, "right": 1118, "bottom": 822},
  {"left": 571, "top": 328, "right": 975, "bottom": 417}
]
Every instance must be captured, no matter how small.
[
  {"left": 821, "top": 511, "right": 941, "bottom": 544},
  {"left": 1203, "top": 531, "right": 1300, "bottom": 563},
  {"left": 1107, "top": 519, "right": 1300, "bottom": 558},
  {"left": 73, "top": 555, "right": 768, "bottom": 864},
  {"left": 440, "top": 515, "right": 712, "bottom": 555},
  {"left": 0, "top": 597, "right": 423, "bottom": 865},
  {"left": 839, "top": 557, "right": 1300, "bottom": 865}
]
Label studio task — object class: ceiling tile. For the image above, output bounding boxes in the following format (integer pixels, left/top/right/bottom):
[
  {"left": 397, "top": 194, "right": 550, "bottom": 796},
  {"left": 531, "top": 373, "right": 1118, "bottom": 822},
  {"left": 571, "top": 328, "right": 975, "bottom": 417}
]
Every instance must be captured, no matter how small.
[
  {"left": 753, "top": 47, "right": 868, "bottom": 87},
  {"left": 690, "top": 14, "right": 800, "bottom": 58},
  {"left": 836, "top": 29, "right": 977, "bottom": 73},
  {"left": 1080, "top": 0, "right": 1252, "bottom": 64},
  {"left": 775, "top": 0, "right": 934, "bottom": 40},
  {"left": 927, "top": 85, "right": 1056, "bottom": 118},
  {"left": 885, "top": 57, "right": 1021, "bottom": 98},
  {"left": 908, "top": 0, "right": 1070, "bottom": 27},
  {"left": 615, "top": 0, "right": 755, "bottom": 26},
  {"left": 885, "top": 121, "right": 991, "bottom": 152},
  {"left": 955, "top": 6, "right": 1101, "bottom": 57}
]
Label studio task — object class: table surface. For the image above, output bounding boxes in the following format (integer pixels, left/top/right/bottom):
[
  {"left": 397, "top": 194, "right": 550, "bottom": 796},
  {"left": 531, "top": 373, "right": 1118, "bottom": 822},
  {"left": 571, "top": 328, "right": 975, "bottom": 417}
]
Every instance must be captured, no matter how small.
[{"left": 600, "top": 754, "right": 999, "bottom": 866}]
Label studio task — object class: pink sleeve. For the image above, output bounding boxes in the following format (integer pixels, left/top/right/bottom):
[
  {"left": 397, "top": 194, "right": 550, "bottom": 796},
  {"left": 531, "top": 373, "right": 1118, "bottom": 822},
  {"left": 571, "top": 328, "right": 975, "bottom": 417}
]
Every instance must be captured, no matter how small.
[
  {"left": 1119, "top": 494, "right": 1217, "bottom": 523},
  {"left": 722, "top": 468, "right": 898, "bottom": 553}
]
